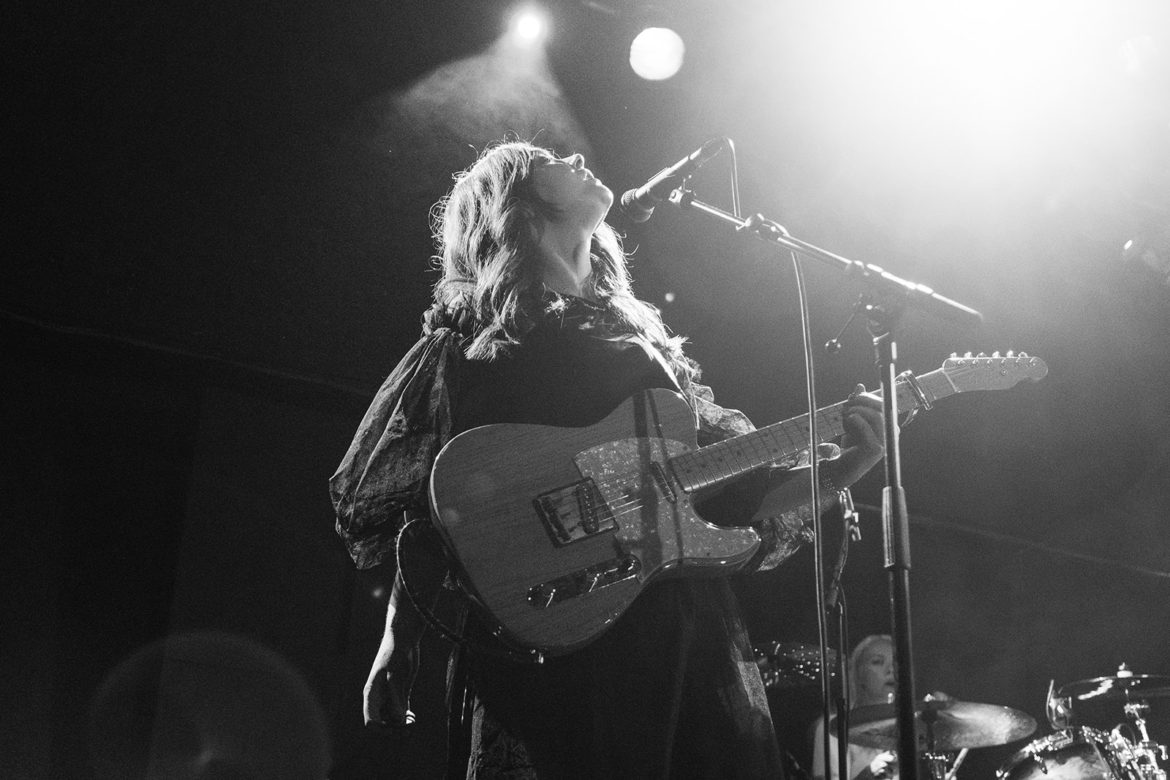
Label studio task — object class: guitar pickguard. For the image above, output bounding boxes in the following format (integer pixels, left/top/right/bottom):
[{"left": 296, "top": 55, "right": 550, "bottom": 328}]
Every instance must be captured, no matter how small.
[{"left": 575, "top": 437, "right": 756, "bottom": 567}]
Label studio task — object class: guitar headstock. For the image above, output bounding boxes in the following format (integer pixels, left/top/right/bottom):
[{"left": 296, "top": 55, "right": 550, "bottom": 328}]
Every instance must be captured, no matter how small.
[{"left": 941, "top": 351, "right": 1048, "bottom": 392}]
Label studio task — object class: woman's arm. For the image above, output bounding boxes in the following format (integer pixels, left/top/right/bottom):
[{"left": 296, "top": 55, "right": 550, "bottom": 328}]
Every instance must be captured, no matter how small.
[
  {"left": 364, "top": 570, "right": 424, "bottom": 728},
  {"left": 363, "top": 532, "right": 449, "bottom": 729}
]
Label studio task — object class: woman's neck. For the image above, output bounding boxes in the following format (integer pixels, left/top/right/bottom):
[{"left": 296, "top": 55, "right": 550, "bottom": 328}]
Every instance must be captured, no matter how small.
[{"left": 536, "top": 219, "right": 594, "bottom": 299}]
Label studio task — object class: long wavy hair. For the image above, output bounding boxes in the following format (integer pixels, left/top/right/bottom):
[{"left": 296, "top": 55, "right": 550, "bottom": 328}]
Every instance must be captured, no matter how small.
[{"left": 429, "top": 140, "right": 696, "bottom": 385}]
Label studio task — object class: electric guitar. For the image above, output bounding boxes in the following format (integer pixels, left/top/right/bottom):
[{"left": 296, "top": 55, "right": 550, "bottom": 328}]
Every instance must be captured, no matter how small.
[{"left": 429, "top": 353, "right": 1048, "bottom": 656}]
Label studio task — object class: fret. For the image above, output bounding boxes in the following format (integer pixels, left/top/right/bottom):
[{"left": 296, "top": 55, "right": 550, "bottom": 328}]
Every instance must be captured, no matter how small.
[
  {"left": 665, "top": 355, "right": 1047, "bottom": 495},
  {"left": 745, "top": 431, "right": 771, "bottom": 467},
  {"left": 704, "top": 440, "right": 739, "bottom": 486},
  {"left": 765, "top": 420, "right": 803, "bottom": 454}
]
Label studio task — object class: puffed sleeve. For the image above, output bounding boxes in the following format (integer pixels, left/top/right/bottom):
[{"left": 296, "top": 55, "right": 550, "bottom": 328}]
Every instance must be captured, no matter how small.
[
  {"left": 329, "top": 328, "right": 464, "bottom": 569},
  {"left": 687, "top": 381, "right": 819, "bottom": 572}
]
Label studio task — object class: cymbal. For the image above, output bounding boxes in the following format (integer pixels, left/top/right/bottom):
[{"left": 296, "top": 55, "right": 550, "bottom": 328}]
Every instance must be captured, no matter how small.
[
  {"left": 831, "top": 699, "right": 1037, "bottom": 752},
  {"left": 753, "top": 642, "right": 839, "bottom": 690},
  {"left": 1058, "top": 673, "right": 1170, "bottom": 702}
]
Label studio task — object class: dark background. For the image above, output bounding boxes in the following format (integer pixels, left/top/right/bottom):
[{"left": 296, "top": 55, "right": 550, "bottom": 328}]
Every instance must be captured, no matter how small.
[{"left": 5, "top": 0, "right": 1170, "bottom": 777}]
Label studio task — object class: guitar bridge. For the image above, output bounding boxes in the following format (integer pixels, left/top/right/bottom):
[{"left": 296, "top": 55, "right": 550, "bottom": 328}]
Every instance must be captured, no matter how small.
[
  {"left": 534, "top": 478, "right": 617, "bottom": 546},
  {"left": 527, "top": 555, "right": 641, "bottom": 609}
]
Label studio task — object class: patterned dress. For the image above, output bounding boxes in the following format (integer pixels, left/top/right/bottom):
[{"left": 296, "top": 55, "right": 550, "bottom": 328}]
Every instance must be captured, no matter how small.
[{"left": 331, "top": 296, "right": 818, "bottom": 779}]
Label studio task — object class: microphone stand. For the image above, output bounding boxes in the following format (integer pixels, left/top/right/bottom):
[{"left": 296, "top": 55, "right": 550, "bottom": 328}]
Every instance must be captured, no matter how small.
[
  {"left": 666, "top": 188, "right": 983, "bottom": 780},
  {"left": 870, "top": 304, "right": 920, "bottom": 780},
  {"left": 827, "top": 488, "right": 860, "bottom": 780}
]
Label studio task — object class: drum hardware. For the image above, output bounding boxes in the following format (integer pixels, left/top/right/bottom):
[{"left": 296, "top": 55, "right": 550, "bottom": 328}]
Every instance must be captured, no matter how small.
[
  {"left": 1000, "top": 665, "right": 1169, "bottom": 780},
  {"left": 1062, "top": 664, "right": 1169, "bottom": 780},
  {"left": 753, "top": 641, "right": 839, "bottom": 690},
  {"left": 1117, "top": 700, "right": 1167, "bottom": 780},
  {"left": 1048, "top": 678, "right": 1075, "bottom": 731},
  {"left": 924, "top": 748, "right": 968, "bottom": 780},
  {"left": 943, "top": 748, "right": 969, "bottom": 780},
  {"left": 997, "top": 726, "right": 1142, "bottom": 780}
]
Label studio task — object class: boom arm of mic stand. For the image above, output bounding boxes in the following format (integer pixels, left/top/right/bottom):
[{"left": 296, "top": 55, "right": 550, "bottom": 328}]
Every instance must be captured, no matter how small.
[
  {"left": 667, "top": 188, "right": 970, "bottom": 780},
  {"left": 667, "top": 190, "right": 984, "bottom": 328}
]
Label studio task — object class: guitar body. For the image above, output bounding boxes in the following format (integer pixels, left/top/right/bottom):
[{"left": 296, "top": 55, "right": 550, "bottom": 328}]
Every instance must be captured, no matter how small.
[{"left": 429, "top": 388, "right": 761, "bottom": 655}]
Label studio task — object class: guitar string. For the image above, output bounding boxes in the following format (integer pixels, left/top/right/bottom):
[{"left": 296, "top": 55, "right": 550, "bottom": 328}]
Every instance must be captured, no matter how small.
[
  {"left": 565, "top": 408, "right": 850, "bottom": 523},
  {"left": 545, "top": 362, "right": 1013, "bottom": 528},
  {"left": 565, "top": 391, "right": 863, "bottom": 521},
  {"left": 570, "top": 385, "right": 874, "bottom": 520}
]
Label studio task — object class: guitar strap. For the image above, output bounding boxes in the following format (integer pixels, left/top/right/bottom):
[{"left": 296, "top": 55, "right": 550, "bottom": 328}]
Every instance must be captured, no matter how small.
[{"left": 631, "top": 335, "right": 700, "bottom": 428}]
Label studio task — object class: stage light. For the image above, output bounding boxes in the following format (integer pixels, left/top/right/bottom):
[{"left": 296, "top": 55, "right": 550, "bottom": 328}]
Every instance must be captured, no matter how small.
[
  {"left": 1122, "top": 235, "right": 1170, "bottom": 286},
  {"left": 509, "top": 6, "right": 549, "bottom": 46},
  {"left": 630, "top": 27, "right": 685, "bottom": 81}
]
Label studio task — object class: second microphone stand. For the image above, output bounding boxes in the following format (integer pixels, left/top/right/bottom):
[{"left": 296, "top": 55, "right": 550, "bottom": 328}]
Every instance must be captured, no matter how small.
[{"left": 827, "top": 488, "right": 861, "bottom": 780}]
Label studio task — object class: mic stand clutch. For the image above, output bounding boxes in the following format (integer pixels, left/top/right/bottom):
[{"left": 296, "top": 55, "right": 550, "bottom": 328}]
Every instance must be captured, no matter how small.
[{"left": 664, "top": 190, "right": 985, "bottom": 780}]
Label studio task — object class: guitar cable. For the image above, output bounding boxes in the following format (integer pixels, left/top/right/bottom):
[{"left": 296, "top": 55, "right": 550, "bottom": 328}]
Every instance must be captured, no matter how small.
[{"left": 395, "top": 517, "right": 545, "bottom": 664}]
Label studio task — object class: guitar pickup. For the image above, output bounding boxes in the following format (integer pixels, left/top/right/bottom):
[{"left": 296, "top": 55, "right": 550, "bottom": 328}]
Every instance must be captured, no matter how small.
[
  {"left": 534, "top": 478, "right": 617, "bottom": 546},
  {"left": 527, "top": 555, "right": 641, "bottom": 609}
]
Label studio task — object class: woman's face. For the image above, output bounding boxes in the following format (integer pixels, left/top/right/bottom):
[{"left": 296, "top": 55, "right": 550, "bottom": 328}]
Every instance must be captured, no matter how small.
[
  {"left": 530, "top": 151, "right": 613, "bottom": 230},
  {"left": 855, "top": 638, "right": 896, "bottom": 705}
]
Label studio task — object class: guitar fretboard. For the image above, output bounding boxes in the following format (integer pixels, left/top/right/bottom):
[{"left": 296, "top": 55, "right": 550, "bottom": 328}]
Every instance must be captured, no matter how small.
[
  {"left": 670, "top": 405, "right": 849, "bottom": 491},
  {"left": 668, "top": 368, "right": 962, "bottom": 493}
]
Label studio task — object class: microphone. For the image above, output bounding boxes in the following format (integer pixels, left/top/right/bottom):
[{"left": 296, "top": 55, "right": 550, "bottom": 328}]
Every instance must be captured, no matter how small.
[{"left": 619, "top": 137, "right": 729, "bottom": 223}]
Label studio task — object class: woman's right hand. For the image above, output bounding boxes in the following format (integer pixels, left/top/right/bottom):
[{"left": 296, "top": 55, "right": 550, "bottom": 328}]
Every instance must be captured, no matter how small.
[{"left": 363, "top": 636, "right": 419, "bottom": 729}]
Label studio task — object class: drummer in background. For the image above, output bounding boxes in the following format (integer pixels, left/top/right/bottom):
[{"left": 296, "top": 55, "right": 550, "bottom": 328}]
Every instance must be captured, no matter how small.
[{"left": 811, "top": 634, "right": 900, "bottom": 780}]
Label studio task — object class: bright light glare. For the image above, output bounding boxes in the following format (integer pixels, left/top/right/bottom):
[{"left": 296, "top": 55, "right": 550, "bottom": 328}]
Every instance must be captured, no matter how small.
[
  {"left": 510, "top": 7, "right": 548, "bottom": 45},
  {"left": 746, "top": 1, "right": 1130, "bottom": 213},
  {"left": 630, "top": 27, "right": 685, "bottom": 81}
]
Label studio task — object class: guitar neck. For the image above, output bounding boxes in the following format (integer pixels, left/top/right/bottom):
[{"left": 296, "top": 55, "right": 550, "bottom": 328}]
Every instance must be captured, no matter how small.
[{"left": 671, "top": 367, "right": 961, "bottom": 492}]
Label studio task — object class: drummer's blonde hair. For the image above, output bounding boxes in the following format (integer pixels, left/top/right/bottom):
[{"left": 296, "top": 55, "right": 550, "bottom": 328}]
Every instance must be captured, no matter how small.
[{"left": 848, "top": 634, "right": 893, "bottom": 706}]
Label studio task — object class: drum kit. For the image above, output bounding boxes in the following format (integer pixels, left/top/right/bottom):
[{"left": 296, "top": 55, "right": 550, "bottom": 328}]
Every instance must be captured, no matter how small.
[
  {"left": 1001, "top": 666, "right": 1170, "bottom": 780},
  {"left": 755, "top": 645, "right": 1169, "bottom": 779}
]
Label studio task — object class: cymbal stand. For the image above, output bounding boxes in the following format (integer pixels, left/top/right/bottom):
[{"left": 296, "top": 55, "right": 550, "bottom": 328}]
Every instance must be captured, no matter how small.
[
  {"left": 922, "top": 749, "right": 967, "bottom": 780},
  {"left": 1122, "top": 700, "right": 1168, "bottom": 780},
  {"left": 922, "top": 753, "right": 952, "bottom": 780},
  {"left": 918, "top": 709, "right": 966, "bottom": 780},
  {"left": 945, "top": 748, "right": 969, "bottom": 780}
]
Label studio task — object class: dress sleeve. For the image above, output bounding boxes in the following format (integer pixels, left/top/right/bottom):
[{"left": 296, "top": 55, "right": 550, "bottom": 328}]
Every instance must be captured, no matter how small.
[
  {"left": 687, "top": 381, "right": 816, "bottom": 572},
  {"left": 329, "top": 328, "right": 463, "bottom": 569}
]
